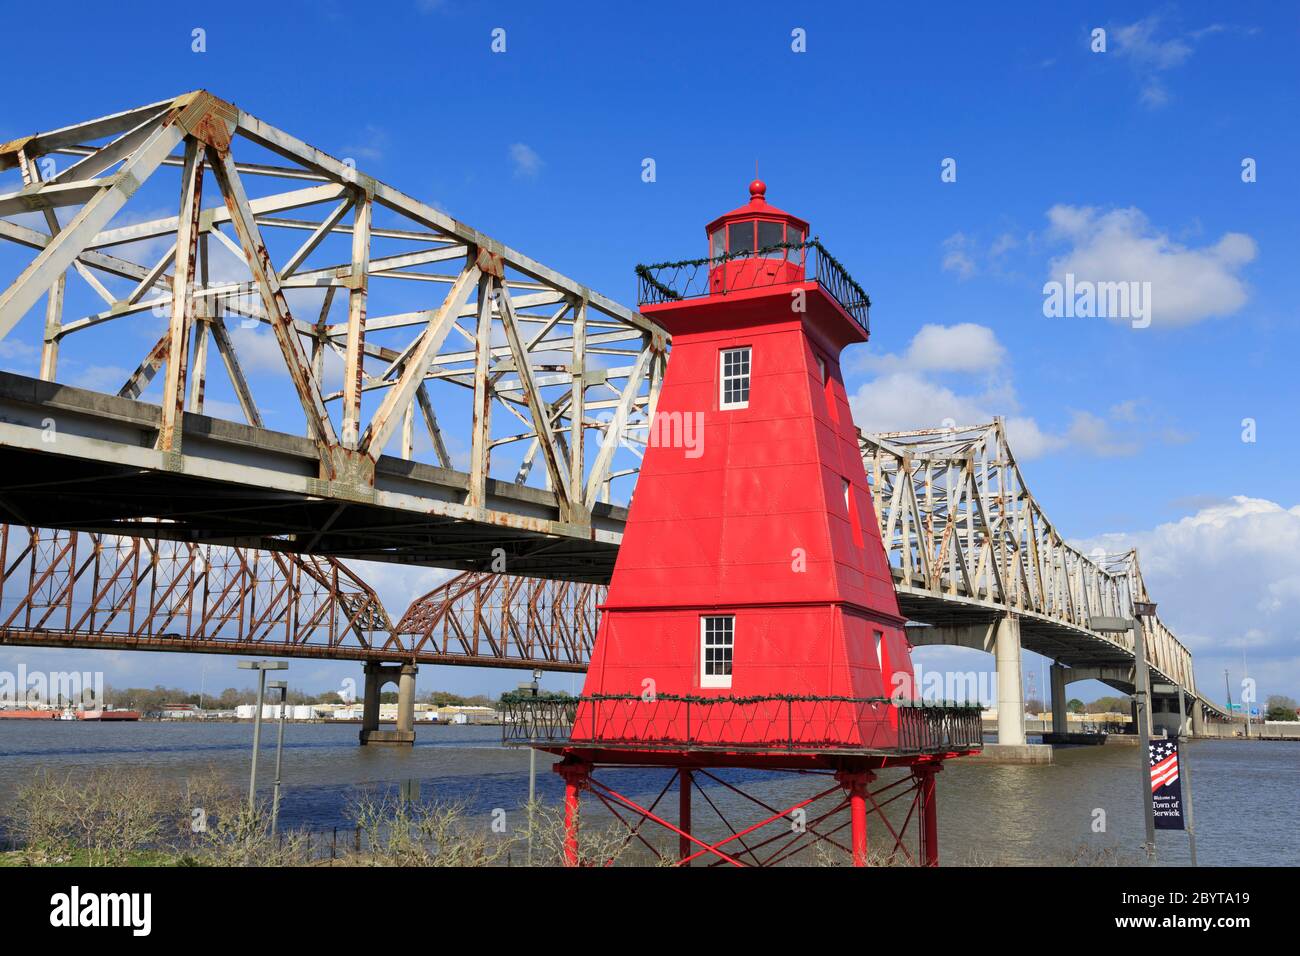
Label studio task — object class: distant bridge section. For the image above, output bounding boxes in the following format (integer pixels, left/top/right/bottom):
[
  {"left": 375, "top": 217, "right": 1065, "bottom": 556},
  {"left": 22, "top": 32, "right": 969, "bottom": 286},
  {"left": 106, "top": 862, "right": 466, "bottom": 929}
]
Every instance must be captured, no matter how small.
[
  {"left": 0, "top": 523, "right": 591, "bottom": 671},
  {"left": 861, "top": 422, "right": 1226, "bottom": 733}
]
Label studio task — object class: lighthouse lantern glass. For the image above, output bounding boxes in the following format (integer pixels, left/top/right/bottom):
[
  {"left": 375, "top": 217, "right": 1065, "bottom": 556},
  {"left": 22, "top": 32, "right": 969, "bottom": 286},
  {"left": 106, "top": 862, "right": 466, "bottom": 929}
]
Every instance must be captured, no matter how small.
[
  {"left": 787, "top": 225, "right": 804, "bottom": 262},
  {"left": 727, "top": 221, "right": 754, "bottom": 255},
  {"left": 757, "top": 220, "right": 784, "bottom": 257}
]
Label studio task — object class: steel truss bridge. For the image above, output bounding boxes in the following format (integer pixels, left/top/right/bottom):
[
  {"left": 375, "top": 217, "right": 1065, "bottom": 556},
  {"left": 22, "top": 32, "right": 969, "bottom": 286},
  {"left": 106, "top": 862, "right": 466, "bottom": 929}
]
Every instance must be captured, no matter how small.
[
  {"left": 0, "top": 94, "right": 1225, "bottom": 724},
  {"left": 0, "top": 91, "right": 666, "bottom": 582}
]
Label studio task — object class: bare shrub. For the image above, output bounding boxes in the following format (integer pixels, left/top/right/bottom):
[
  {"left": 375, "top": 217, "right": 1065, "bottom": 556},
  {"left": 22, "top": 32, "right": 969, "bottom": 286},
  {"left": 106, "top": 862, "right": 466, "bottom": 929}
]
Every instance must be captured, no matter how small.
[{"left": 7, "top": 768, "right": 171, "bottom": 865}]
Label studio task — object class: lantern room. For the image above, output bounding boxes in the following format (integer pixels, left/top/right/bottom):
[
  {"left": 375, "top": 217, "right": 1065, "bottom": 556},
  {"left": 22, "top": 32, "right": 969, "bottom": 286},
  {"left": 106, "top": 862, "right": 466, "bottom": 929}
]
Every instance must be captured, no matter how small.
[{"left": 706, "top": 179, "right": 809, "bottom": 294}]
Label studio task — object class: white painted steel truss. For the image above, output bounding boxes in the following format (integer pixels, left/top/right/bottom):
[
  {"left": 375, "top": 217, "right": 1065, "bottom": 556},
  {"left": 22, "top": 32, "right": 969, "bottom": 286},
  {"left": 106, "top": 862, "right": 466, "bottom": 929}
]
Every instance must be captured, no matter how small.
[
  {"left": 0, "top": 91, "right": 667, "bottom": 545},
  {"left": 861, "top": 420, "right": 1199, "bottom": 698}
]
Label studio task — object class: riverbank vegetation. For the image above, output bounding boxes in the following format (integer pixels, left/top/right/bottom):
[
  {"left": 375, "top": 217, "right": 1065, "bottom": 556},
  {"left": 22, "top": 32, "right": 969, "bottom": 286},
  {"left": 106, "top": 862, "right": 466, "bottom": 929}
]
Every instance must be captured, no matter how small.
[
  {"left": 0, "top": 768, "right": 1145, "bottom": 867},
  {"left": 0, "top": 767, "right": 641, "bottom": 867}
]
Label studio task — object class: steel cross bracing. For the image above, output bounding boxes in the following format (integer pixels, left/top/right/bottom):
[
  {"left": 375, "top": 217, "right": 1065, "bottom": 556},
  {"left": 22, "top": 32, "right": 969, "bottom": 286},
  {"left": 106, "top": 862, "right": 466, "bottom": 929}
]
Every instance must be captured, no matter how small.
[
  {"left": 861, "top": 421, "right": 1226, "bottom": 718},
  {"left": 0, "top": 523, "right": 395, "bottom": 663},
  {"left": 0, "top": 522, "right": 595, "bottom": 671},
  {"left": 0, "top": 91, "right": 667, "bottom": 581}
]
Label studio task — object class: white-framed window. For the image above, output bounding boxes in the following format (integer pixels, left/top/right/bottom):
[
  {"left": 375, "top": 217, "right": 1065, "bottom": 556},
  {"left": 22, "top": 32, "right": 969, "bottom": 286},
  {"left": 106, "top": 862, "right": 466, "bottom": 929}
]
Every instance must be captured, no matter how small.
[
  {"left": 874, "top": 629, "right": 885, "bottom": 671},
  {"left": 700, "top": 615, "right": 735, "bottom": 688},
  {"left": 719, "top": 347, "right": 751, "bottom": 410}
]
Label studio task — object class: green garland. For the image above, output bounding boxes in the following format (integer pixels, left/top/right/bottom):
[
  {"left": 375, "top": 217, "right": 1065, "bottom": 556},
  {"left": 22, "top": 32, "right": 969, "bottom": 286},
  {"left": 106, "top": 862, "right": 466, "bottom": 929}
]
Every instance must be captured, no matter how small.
[
  {"left": 634, "top": 238, "right": 872, "bottom": 314},
  {"left": 502, "top": 690, "right": 981, "bottom": 711}
]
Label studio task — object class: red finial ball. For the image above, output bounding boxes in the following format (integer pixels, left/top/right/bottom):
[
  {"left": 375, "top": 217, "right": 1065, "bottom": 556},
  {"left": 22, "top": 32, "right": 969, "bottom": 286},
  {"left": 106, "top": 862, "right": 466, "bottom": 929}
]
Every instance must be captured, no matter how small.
[{"left": 749, "top": 178, "right": 766, "bottom": 201}]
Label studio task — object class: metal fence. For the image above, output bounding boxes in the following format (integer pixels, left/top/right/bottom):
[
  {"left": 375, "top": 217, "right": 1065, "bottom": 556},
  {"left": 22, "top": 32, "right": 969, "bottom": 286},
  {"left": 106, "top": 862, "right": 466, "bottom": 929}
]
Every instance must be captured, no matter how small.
[
  {"left": 896, "top": 704, "right": 985, "bottom": 752},
  {"left": 501, "top": 694, "right": 981, "bottom": 755},
  {"left": 635, "top": 240, "right": 870, "bottom": 334}
]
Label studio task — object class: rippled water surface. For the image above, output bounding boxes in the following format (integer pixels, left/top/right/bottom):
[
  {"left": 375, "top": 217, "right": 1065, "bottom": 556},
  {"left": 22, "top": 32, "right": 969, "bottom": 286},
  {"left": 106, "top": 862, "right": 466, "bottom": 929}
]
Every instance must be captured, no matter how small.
[{"left": 0, "top": 721, "right": 1295, "bottom": 865}]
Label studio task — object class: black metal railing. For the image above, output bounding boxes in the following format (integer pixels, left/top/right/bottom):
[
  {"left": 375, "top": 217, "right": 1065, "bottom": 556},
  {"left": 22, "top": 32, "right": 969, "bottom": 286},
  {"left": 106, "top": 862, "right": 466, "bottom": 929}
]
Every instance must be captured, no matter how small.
[
  {"left": 501, "top": 693, "right": 981, "bottom": 755},
  {"left": 635, "top": 240, "right": 871, "bottom": 334},
  {"left": 896, "top": 703, "right": 986, "bottom": 753},
  {"left": 500, "top": 693, "right": 579, "bottom": 741}
]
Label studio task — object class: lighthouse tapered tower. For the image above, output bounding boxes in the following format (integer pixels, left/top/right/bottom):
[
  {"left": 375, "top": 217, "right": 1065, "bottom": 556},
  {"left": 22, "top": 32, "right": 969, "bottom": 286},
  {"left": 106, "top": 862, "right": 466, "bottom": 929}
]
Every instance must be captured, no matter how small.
[
  {"left": 579, "top": 180, "right": 910, "bottom": 748},
  {"left": 509, "top": 181, "right": 982, "bottom": 867}
]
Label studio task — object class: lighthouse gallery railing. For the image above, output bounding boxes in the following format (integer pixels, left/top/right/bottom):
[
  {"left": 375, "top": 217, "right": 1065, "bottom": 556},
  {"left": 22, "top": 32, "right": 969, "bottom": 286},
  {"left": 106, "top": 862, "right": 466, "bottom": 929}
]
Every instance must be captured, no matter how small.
[
  {"left": 635, "top": 239, "right": 871, "bottom": 334},
  {"left": 501, "top": 693, "right": 982, "bottom": 754}
]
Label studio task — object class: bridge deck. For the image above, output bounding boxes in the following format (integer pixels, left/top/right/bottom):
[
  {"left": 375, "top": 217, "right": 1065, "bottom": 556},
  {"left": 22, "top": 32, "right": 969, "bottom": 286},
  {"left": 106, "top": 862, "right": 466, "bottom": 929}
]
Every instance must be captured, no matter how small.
[{"left": 0, "top": 372, "right": 623, "bottom": 583}]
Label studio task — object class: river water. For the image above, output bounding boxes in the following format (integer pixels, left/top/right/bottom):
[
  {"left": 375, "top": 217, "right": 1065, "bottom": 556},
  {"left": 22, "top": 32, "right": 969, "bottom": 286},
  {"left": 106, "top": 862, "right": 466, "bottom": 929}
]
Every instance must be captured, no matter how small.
[{"left": 0, "top": 721, "right": 1294, "bottom": 866}]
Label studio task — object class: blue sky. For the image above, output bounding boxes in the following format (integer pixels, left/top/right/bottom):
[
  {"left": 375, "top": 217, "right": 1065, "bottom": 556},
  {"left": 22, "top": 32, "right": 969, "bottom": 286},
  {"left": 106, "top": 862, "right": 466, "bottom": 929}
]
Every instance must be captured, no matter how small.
[{"left": 1, "top": 1, "right": 1297, "bottom": 708}]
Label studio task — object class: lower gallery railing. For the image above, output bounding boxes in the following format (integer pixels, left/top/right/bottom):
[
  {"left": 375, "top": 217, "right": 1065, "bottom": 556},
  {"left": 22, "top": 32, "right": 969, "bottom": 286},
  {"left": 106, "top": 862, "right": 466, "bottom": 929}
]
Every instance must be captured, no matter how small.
[{"left": 500, "top": 694, "right": 983, "bottom": 755}]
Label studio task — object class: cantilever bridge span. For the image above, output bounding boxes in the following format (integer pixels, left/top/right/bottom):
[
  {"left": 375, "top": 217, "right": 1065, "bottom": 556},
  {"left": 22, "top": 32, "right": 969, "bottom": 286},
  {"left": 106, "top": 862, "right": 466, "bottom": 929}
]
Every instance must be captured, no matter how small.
[{"left": 0, "top": 95, "right": 1223, "bottom": 736}]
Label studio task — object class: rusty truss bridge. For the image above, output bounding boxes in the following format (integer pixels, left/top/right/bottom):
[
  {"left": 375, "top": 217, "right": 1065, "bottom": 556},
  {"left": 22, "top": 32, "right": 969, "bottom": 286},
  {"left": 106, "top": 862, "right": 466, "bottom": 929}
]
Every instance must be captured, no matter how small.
[{"left": 0, "top": 95, "right": 1223, "bottom": 733}]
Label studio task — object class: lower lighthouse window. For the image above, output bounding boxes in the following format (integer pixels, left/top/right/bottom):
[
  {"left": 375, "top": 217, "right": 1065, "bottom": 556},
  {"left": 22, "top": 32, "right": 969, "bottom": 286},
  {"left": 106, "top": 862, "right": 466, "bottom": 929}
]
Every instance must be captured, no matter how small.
[{"left": 700, "top": 615, "right": 735, "bottom": 688}]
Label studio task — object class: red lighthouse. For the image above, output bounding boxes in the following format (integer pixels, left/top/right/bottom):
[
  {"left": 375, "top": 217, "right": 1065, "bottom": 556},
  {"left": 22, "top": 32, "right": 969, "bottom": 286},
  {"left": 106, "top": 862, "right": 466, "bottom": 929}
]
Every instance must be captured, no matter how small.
[{"left": 509, "top": 181, "right": 982, "bottom": 867}]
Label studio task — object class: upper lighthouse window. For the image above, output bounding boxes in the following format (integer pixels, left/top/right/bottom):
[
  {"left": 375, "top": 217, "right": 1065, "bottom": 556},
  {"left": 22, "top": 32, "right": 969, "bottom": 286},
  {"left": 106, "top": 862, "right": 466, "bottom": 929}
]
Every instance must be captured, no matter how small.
[
  {"left": 787, "top": 225, "right": 805, "bottom": 262},
  {"left": 727, "top": 221, "right": 755, "bottom": 256},
  {"left": 720, "top": 347, "right": 751, "bottom": 409},
  {"left": 710, "top": 228, "right": 725, "bottom": 259},
  {"left": 757, "top": 220, "right": 784, "bottom": 257}
]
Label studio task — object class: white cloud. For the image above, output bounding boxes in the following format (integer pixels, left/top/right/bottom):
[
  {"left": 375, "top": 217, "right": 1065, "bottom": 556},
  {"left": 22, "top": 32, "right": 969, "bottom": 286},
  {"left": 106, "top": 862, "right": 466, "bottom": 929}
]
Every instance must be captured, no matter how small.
[
  {"left": 850, "top": 324, "right": 1185, "bottom": 460},
  {"left": 69, "top": 364, "right": 131, "bottom": 394},
  {"left": 941, "top": 233, "right": 976, "bottom": 280},
  {"left": 1046, "top": 204, "right": 1255, "bottom": 327},
  {"left": 1004, "top": 416, "right": 1066, "bottom": 459},
  {"left": 938, "top": 231, "right": 1024, "bottom": 281},
  {"left": 350, "top": 559, "right": 455, "bottom": 619},
  {"left": 1113, "top": 16, "right": 1195, "bottom": 71},
  {"left": 342, "top": 124, "right": 388, "bottom": 163},
  {"left": 851, "top": 324, "right": 1055, "bottom": 453},
  {"left": 509, "top": 143, "right": 543, "bottom": 179},
  {"left": 1110, "top": 16, "right": 1231, "bottom": 109},
  {"left": 1065, "top": 410, "right": 1140, "bottom": 458},
  {"left": 851, "top": 369, "right": 996, "bottom": 435},
  {"left": 1081, "top": 497, "right": 1300, "bottom": 697},
  {"left": 903, "top": 322, "right": 1006, "bottom": 372},
  {"left": 0, "top": 338, "right": 37, "bottom": 367}
]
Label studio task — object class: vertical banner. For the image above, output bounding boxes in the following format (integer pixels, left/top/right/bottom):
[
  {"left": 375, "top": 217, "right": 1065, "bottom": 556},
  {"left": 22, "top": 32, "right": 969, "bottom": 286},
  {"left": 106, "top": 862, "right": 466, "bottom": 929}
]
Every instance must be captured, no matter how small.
[{"left": 1150, "top": 739, "right": 1185, "bottom": 830}]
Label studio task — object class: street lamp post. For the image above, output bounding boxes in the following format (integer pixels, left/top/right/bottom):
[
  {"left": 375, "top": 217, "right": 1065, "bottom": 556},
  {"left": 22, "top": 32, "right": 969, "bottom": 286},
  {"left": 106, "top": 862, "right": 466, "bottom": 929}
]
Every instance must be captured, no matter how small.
[
  {"left": 237, "top": 660, "right": 288, "bottom": 812},
  {"left": 1091, "top": 604, "right": 1158, "bottom": 864},
  {"left": 267, "top": 679, "right": 289, "bottom": 836},
  {"left": 1179, "top": 685, "right": 1199, "bottom": 867},
  {"left": 1131, "top": 600, "right": 1158, "bottom": 863},
  {"left": 518, "top": 668, "right": 542, "bottom": 865}
]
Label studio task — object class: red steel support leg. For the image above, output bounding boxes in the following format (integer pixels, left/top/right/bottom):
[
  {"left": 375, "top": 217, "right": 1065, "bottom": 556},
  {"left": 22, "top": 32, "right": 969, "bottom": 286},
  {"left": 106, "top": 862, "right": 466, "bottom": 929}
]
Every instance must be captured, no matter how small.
[
  {"left": 915, "top": 763, "right": 941, "bottom": 867},
  {"left": 836, "top": 770, "right": 874, "bottom": 867},
  {"left": 558, "top": 762, "right": 590, "bottom": 867},
  {"left": 678, "top": 769, "right": 692, "bottom": 865}
]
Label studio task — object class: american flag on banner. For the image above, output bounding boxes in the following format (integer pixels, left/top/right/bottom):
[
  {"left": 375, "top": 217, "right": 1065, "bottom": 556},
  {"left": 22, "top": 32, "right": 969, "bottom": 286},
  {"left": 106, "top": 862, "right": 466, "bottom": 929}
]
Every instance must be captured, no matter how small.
[
  {"left": 1150, "top": 740, "right": 1179, "bottom": 791},
  {"left": 1149, "top": 739, "right": 1185, "bottom": 830}
]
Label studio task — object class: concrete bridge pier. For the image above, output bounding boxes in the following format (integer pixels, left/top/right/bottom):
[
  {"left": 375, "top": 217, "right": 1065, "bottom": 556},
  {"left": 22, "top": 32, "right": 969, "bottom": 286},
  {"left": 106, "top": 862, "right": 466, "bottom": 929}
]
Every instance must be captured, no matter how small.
[
  {"left": 1050, "top": 662, "right": 1067, "bottom": 734},
  {"left": 994, "top": 615, "right": 1025, "bottom": 746},
  {"left": 359, "top": 661, "right": 418, "bottom": 746},
  {"left": 906, "top": 614, "right": 1042, "bottom": 759},
  {"left": 1190, "top": 698, "right": 1205, "bottom": 736}
]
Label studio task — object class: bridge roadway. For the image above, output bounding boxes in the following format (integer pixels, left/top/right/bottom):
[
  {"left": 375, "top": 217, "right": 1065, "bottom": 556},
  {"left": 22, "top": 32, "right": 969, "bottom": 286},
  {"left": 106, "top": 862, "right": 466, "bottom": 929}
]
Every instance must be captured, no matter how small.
[{"left": 0, "top": 93, "right": 1225, "bottom": 738}]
